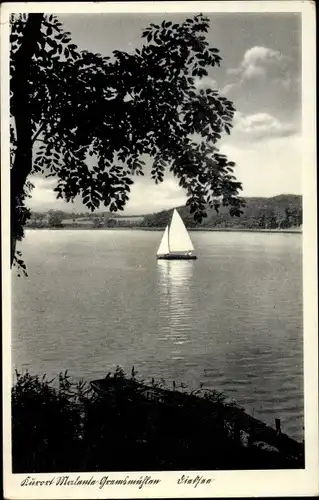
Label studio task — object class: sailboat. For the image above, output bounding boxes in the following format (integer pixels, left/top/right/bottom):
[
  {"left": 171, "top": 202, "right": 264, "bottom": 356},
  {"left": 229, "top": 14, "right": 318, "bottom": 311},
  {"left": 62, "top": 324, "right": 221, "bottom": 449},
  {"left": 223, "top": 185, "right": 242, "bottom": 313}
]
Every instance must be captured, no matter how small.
[{"left": 156, "top": 209, "right": 197, "bottom": 260}]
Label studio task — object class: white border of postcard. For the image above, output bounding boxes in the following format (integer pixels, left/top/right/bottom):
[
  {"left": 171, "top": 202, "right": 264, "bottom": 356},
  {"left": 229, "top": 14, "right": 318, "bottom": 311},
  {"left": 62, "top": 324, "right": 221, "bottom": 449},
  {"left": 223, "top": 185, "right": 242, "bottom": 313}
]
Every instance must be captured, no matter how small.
[{"left": 1, "top": 1, "right": 318, "bottom": 498}]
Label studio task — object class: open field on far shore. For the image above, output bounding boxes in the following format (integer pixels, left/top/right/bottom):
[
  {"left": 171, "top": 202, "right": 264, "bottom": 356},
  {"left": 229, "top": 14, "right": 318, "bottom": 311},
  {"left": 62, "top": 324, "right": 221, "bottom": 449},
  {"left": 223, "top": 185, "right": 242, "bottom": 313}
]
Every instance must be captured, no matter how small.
[{"left": 25, "top": 226, "right": 302, "bottom": 234}]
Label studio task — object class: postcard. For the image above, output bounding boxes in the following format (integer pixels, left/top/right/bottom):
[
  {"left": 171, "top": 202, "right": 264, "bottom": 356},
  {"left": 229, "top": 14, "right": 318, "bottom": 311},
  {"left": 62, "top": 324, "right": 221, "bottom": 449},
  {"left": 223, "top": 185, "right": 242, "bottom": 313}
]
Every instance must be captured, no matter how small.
[{"left": 1, "top": 1, "right": 318, "bottom": 498}]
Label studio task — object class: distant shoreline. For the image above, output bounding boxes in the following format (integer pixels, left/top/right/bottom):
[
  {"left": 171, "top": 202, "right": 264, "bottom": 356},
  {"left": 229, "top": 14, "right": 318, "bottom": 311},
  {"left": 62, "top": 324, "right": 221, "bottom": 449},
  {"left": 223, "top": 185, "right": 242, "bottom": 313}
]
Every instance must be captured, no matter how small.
[{"left": 26, "top": 226, "right": 302, "bottom": 234}]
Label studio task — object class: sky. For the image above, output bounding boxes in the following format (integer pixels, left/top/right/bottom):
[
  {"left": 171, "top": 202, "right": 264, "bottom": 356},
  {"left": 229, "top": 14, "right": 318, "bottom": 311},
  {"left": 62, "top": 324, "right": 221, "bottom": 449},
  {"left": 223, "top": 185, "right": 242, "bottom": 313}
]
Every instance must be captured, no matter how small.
[{"left": 27, "top": 11, "right": 302, "bottom": 214}]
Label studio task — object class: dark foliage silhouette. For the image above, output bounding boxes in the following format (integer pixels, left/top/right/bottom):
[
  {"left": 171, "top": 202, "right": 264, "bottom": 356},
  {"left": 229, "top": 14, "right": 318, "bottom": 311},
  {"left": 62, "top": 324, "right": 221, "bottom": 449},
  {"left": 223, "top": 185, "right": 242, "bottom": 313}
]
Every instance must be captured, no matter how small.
[
  {"left": 12, "top": 369, "right": 304, "bottom": 472},
  {"left": 10, "top": 13, "right": 245, "bottom": 271}
]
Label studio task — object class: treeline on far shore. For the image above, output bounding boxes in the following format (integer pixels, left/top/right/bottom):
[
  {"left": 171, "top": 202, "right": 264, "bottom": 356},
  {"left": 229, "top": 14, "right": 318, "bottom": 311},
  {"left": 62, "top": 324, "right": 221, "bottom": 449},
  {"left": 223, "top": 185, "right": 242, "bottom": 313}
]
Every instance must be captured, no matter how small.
[
  {"left": 12, "top": 368, "right": 304, "bottom": 473},
  {"left": 27, "top": 194, "right": 302, "bottom": 231}
]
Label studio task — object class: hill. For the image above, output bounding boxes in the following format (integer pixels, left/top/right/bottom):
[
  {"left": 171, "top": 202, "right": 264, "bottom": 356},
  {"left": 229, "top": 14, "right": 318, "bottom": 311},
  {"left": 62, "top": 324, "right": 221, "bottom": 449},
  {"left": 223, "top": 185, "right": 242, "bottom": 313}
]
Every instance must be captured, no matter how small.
[
  {"left": 26, "top": 195, "right": 302, "bottom": 230},
  {"left": 140, "top": 195, "right": 302, "bottom": 230}
]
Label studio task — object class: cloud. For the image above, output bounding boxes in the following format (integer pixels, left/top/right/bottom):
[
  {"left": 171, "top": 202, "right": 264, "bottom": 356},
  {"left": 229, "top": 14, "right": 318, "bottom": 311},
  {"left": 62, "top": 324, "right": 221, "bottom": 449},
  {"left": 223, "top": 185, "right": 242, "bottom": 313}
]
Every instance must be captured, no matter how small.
[
  {"left": 220, "top": 83, "right": 236, "bottom": 95},
  {"left": 27, "top": 136, "right": 301, "bottom": 213},
  {"left": 26, "top": 174, "right": 187, "bottom": 215},
  {"left": 228, "top": 46, "right": 290, "bottom": 81},
  {"left": 223, "top": 46, "right": 294, "bottom": 95},
  {"left": 220, "top": 135, "right": 302, "bottom": 197},
  {"left": 232, "top": 111, "right": 298, "bottom": 141},
  {"left": 28, "top": 177, "right": 57, "bottom": 201},
  {"left": 26, "top": 176, "right": 77, "bottom": 211},
  {"left": 194, "top": 77, "right": 218, "bottom": 90},
  {"left": 126, "top": 179, "right": 187, "bottom": 214}
]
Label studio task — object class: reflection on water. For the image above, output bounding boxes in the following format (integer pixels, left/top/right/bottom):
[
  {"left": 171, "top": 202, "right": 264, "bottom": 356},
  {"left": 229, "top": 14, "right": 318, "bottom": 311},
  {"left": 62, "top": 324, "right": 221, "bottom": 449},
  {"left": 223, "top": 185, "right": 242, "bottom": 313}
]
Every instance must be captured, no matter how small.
[
  {"left": 157, "top": 260, "right": 195, "bottom": 359},
  {"left": 157, "top": 259, "right": 194, "bottom": 290}
]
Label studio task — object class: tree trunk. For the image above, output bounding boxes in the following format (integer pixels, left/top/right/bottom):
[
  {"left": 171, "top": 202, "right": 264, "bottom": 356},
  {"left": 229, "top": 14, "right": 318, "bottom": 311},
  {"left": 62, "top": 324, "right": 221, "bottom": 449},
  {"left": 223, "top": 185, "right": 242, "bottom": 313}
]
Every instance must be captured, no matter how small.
[{"left": 10, "top": 14, "right": 43, "bottom": 266}]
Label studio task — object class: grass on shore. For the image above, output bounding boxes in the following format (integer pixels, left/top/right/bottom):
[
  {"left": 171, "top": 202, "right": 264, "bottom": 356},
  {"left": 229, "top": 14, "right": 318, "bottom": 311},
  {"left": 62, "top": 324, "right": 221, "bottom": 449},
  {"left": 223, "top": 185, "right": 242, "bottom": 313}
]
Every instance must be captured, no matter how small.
[{"left": 12, "top": 367, "right": 304, "bottom": 473}]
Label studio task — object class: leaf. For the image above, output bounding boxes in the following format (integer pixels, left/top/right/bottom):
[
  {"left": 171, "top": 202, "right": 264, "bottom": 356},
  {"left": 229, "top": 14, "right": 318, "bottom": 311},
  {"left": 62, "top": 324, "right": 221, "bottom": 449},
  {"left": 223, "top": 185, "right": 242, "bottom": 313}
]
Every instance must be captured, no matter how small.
[
  {"left": 47, "top": 49, "right": 56, "bottom": 58},
  {"left": 10, "top": 12, "right": 244, "bottom": 257},
  {"left": 46, "top": 37, "right": 56, "bottom": 49}
]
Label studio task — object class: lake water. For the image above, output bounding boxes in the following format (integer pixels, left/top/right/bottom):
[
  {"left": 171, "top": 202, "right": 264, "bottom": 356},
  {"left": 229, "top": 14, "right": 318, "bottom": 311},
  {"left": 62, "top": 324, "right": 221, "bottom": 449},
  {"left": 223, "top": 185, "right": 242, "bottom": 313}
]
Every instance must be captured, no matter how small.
[{"left": 12, "top": 229, "right": 303, "bottom": 440}]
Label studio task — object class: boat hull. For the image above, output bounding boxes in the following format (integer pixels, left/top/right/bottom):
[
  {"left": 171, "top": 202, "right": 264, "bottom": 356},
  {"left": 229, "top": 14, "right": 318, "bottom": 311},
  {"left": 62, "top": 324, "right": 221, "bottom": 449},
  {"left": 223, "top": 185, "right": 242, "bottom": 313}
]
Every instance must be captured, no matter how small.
[{"left": 157, "top": 254, "right": 197, "bottom": 260}]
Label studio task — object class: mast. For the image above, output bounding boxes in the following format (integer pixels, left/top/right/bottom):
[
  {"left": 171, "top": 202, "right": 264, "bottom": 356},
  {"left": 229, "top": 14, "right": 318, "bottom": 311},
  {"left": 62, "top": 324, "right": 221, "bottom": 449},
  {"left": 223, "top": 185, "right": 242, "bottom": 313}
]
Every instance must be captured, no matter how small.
[{"left": 167, "top": 209, "right": 175, "bottom": 253}]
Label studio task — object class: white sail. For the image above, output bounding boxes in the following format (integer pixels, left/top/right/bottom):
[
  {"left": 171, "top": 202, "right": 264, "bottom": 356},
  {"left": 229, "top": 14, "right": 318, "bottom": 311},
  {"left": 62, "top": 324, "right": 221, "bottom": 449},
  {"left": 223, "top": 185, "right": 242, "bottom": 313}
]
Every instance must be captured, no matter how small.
[
  {"left": 157, "top": 224, "right": 170, "bottom": 255},
  {"left": 168, "top": 209, "right": 194, "bottom": 253}
]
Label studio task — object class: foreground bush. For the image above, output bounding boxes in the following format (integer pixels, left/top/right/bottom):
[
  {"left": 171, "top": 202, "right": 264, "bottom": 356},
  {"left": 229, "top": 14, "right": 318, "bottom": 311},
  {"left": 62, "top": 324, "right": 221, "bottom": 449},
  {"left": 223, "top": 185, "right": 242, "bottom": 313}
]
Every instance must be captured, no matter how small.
[{"left": 12, "top": 368, "right": 304, "bottom": 472}]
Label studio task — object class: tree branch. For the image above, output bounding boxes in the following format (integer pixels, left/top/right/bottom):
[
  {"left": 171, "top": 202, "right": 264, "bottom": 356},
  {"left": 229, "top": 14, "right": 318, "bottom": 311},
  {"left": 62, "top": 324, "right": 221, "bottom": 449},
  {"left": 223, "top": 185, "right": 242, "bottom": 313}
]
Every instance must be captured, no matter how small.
[{"left": 31, "top": 120, "right": 46, "bottom": 143}]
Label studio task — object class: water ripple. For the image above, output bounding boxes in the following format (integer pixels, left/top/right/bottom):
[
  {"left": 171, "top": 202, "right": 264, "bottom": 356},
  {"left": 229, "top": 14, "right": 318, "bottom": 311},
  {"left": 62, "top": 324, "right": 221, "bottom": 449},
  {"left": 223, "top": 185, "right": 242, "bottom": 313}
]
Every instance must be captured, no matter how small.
[{"left": 13, "top": 230, "right": 303, "bottom": 440}]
